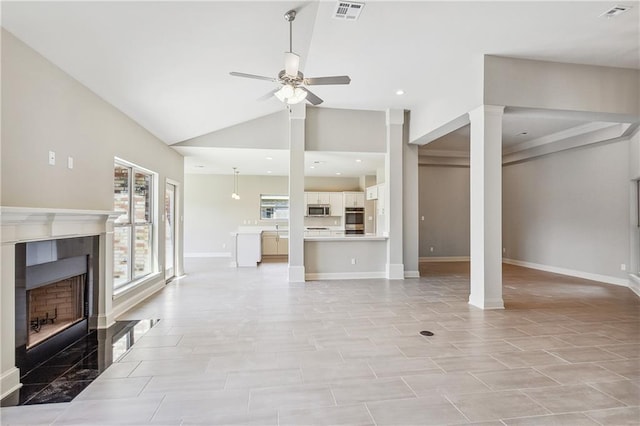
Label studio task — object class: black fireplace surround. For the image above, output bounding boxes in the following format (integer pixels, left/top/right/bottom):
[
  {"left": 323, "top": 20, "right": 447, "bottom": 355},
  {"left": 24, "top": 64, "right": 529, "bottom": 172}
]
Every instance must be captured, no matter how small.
[{"left": 15, "top": 236, "right": 100, "bottom": 372}]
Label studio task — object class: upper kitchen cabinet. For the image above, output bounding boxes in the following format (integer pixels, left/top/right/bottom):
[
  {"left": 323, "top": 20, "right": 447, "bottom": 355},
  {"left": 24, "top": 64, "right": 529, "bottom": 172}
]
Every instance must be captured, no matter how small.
[{"left": 344, "top": 192, "right": 365, "bottom": 208}]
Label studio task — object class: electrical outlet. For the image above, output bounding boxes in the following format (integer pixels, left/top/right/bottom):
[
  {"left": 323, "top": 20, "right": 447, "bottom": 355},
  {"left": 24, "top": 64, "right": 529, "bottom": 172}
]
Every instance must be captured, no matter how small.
[
  {"left": 222, "top": 243, "right": 226, "bottom": 249},
  {"left": 351, "top": 258, "right": 356, "bottom": 265},
  {"left": 503, "top": 248, "right": 506, "bottom": 253},
  {"left": 421, "top": 216, "right": 425, "bottom": 221},
  {"left": 67, "top": 156, "right": 74, "bottom": 169},
  {"left": 48, "top": 151, "right": 55, "bottom": 165},
  {"left": 621, "top": 264, "right": 627, "bottom": 271},
  {"left": 429, "top": 247, "right": 434, "bottom": 252}
]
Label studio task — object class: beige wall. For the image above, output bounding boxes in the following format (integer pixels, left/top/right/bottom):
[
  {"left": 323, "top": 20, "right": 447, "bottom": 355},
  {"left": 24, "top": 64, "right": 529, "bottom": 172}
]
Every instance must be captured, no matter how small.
[
  {"left": 305, "top": 107, "right": 386, "bottom": 152},
  {"left": 418, "top": 165, "right": 470, "bottom": 258},
  {"left": 503, "top": 139, "right": 630, "bottom": 282},
  {"left": 184, "top": 174, "right": 288, "bottom": 256},
  {"left": 484, "top": 56, "right": 640, "bottom": 118},
  {"left": 1, "top": 29, "right": 184, "bottom": 311},
  {"left": 1, "top": 30, "right": 183, "bottom": 210}
]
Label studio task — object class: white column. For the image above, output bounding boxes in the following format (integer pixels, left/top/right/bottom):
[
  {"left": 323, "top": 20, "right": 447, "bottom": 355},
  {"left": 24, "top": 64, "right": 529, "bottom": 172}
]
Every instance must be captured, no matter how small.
[
  {"left": 403, "top": 129, "right": 420, "bottom": 278},
  {"left": 469, "top": 105, "right": 505, "bottom": 309},
  {"left": 288, "top": 104, "right": 306, "bottom": 282},
  {"left": 386, "top": 109, "right": 405, "bottom": 279},
  {"left": 1, "top": 244, "right": 21, "bottom": 400}
]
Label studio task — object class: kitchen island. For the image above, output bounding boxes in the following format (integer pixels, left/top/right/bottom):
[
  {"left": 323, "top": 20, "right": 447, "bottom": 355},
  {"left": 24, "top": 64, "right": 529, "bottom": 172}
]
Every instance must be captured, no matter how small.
[{"left": 304, "top": 234, "right": 388, "bottom": 280}]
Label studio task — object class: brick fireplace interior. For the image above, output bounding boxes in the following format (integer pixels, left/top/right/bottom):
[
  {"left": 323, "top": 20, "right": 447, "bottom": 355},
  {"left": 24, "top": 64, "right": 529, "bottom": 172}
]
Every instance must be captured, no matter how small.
[
  {"left": 27, "top": 274, "right": 86, "bottom": 349},
  {"left": 15, "top": 236, "right": 99, "bottom": 372}
]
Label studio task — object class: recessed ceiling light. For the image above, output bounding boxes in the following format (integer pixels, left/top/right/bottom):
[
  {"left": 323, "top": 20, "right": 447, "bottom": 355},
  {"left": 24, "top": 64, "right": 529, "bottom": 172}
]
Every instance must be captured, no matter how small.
[
  {"left": 267, "top": 170, "right": 272, "bottom": 174},
  {"left": 195, "top": 165, "right": 205, "bottom": 168},
  {"left": 336, "top": 172, "right": 341, "bottom": 175},
  {"left": 266, "top": 156, "right": 273, "bottom": 160},
  {"left": 310, "top": 166, "right": 315, "bottom": 169},
  {"left": 518, "top": 131, "right": 528, "bottom": 136},
  {"left": 355, "top": 159, "right": 362, "bottom": 163},
  {"left": 396, "top": 90, "right": 405, "bottom": 95}
]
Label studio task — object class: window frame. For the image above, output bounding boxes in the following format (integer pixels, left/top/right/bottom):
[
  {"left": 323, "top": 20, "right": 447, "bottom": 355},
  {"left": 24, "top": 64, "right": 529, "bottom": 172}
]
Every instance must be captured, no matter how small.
[
  {"left": 113, "top": 159, "right": 157, "bottom": 291},
  {"left": 259, "top": 194, "right": 290, "bottom": 220}
]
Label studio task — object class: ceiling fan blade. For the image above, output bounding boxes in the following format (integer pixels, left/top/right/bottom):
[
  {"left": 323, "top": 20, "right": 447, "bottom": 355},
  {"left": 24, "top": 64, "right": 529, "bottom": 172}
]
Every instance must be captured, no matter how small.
[
  {"left": 301, "top": 87, "right": 323, "bottom": 105},
  {"left": 304, "top": 76, "right": 351, "bottom": 85},
  {"left": 257, "top": 88, "right": 280, "bottom": 101},
  {"left": 229, "top": 72, "right": 276, "bottom": 82}
]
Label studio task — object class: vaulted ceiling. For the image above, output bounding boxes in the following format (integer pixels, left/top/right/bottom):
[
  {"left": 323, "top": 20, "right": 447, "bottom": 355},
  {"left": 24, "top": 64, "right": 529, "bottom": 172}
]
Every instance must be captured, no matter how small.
[{"left": 3, "top": 1, "right": 638, "bottom": 147}]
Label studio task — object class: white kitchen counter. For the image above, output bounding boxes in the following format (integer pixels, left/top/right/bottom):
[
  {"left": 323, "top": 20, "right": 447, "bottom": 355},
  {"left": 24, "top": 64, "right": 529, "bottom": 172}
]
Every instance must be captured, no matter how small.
[{"left": 304, "top": 235, "right": 387, "bottom": 241}]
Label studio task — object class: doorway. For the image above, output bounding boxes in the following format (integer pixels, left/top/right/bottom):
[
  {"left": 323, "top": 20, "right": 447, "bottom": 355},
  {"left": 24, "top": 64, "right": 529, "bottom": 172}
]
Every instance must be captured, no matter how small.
[{"left": 165, "top": 182, "right": 177, "bottom": 281}]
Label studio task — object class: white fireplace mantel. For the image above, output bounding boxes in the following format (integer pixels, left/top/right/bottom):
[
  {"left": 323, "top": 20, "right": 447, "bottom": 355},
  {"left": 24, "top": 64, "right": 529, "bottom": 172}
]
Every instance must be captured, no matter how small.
[
  {"left": 1, "top": 206, "right": 120, "bottom": 400},
  {"left": 1, "top": 206, "right": 119, "bottom": 244}
]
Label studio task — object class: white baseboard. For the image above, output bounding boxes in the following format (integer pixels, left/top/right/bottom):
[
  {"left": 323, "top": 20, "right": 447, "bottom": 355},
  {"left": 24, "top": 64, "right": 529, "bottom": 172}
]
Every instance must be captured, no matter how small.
[
  {"left": 305, "top": 271, "right": 386, "bottom": 281},
  {"left": 420, "top": 256, "right": 470, "bottom": 262},
  {"left": 503, "top": 258, "right": 630, "bottom": 287},
  {"left": 1, "top": 367, "right": 21, "bottom": 400},
  {"left": 112, "top": 278, "right": 165, "bottom": 319},
  {"left": 184, "top": 252, "right": 232, "bottom": 258},
  {"left": 289, "top": 265, "right": 305, "bottom": 282},
  {"left": 468, "top": 297, "right": 505, "bottom": 310},
  {"left": 404, "top": 270, "right": 420, "bottom": 278},
  {"left": 387, "top": 263, "right": 405, "bottom": 280},
  {"left": 629, "top": 274, "right": 640, "bottom": 298}
]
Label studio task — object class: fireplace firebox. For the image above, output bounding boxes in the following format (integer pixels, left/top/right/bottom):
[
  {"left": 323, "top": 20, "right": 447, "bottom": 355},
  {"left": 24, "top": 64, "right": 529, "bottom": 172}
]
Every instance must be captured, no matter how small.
[{"left": 15, "top": 236, "right": 99, "bottom": 372}]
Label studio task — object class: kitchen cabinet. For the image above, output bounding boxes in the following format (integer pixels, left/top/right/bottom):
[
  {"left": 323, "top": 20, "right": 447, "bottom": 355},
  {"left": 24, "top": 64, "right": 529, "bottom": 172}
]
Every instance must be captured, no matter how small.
[
  {"left": 236, "top": 232, "right": 262, "bottom": 267},
  {"left": 329, "top": 192, "right": 344, "bottom": 216},
  {"left": 262, "top": 231, "right": 288, "bottom": 255},
  {"left": 366, "top": 185, "right": 378, "bottom": 200},
  {"left": 305, "top": 192, "right": 343, "bottom": 216},
  {"left": 305, "top": 192, "right": 330, "bottom": 205},
  {"left": 343, "top": 192, "right": 365, "bottom": 208}
]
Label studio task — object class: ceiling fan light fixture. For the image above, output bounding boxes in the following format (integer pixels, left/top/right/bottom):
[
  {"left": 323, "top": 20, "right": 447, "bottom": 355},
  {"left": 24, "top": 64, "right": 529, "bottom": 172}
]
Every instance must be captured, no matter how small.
[
  {"left": 274, "top": 84, "right": 307, "bottom": 104},
  {"left": 284, "top": 52, "right": 300, "bottom": 77}
]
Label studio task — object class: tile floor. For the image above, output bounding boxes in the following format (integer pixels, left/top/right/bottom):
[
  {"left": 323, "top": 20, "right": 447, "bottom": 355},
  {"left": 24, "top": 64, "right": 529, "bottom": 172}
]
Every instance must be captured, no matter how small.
[{"left": 1, "top": 259, "right": 638, "bottom": 425}]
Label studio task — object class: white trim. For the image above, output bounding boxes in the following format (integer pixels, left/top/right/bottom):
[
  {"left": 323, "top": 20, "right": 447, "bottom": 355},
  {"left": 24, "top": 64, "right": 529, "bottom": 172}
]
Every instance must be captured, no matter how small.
[
  {"left": 0, "top": 367, "right": 21, "bottom": 400},
  {"left": 305, "top": 271, "right": 386, "bottom": 281},
  {"left": 420, "top": 256, "right": 470, "bottom": 262},
  {"left": 289, "top": 265, "right": 306, "bottom": 282},
  {"left": 112, "top": 276, "right": 165, "bottom": 320},
  {"left": 184, "top": 252, "right": 231, "bottom": 258},
  {"left": 503, "top": 258, "right": 630, "bottom": 287},
  {"left": 629, "top": 274, "right": 640, "bottom": 298},
  {"left": 386, "top": 263, "right": 405, "bottom": 279},
  {"left": 468, "top": 297, "right": 505, "bottom": 310},
  {"left": 404, "top": 270, "right": 420, "bottom": 278}
]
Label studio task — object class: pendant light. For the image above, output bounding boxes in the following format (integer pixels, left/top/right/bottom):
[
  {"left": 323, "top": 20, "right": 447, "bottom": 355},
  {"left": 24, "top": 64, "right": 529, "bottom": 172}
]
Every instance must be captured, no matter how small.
[{"left": 231, "top": 167, "right": 240, "bottom": 200}]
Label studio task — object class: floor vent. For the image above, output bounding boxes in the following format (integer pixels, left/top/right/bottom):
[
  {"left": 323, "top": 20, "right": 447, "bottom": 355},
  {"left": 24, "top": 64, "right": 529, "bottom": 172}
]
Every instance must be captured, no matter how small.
[{"left": 333, "top": 1, "right": 365, "bottom": 20}]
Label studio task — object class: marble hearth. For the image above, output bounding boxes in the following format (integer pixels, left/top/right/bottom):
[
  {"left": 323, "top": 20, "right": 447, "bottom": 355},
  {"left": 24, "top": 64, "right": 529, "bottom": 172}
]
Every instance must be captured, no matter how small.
[{"left": 1, "top": 207, "right": 119, "bottom": 400}]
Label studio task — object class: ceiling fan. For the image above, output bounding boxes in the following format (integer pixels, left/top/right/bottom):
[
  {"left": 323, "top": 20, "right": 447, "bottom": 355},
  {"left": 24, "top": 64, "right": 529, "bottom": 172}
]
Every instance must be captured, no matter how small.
[{"left": 229, "top": 9, "right": 351, "bottom": 106}]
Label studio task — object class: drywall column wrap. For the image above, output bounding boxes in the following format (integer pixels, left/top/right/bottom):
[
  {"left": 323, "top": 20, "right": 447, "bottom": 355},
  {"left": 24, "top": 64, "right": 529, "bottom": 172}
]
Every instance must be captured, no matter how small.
[
  {"left": 288, "top": 104, "right": 306, "bottom": 282},
  {"left": 468, "top": 105, "right": 505, "bottom": 309},
  {"left": 386, "top": 109, "right": 405, "bottom": 279}
]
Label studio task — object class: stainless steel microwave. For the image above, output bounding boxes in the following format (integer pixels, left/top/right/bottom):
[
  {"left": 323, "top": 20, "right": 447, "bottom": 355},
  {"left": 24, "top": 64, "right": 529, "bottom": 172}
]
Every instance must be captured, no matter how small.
[{"left": 307, "top": 204, "right": 330, "bottom": 217}]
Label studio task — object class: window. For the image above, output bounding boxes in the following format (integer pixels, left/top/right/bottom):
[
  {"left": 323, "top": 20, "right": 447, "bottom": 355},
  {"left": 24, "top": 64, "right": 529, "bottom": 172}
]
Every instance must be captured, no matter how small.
[
  {"left": 113, "top": 161, "right": 155, "bottom": 290},
  {"left": 260, "top": 194, "right": 289, "bottom": 220}
]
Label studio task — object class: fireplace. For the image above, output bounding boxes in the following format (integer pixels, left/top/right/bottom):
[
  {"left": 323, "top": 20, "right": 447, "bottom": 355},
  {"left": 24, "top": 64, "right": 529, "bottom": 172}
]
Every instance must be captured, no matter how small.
[
  {"left": 15, "top": 237, "right": 99, "bottom": 372},
  {"left": 27, "top": 273, "right": 87, "bottom": 349}
]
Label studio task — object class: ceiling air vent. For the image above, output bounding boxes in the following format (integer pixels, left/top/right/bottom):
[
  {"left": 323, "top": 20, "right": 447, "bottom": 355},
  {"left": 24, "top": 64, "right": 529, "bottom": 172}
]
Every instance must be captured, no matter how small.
[
  {"left": 599, "top": 5, "right": 632, "bottom": 18},
  {"left": 333, "top": 1, "right": 365, "bottom": 20}
]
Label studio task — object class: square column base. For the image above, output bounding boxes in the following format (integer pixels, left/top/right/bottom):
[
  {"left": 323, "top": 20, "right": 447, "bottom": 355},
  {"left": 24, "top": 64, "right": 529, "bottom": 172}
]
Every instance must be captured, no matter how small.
[
  {"left": 468, "top": 296, "right": 505, "bottom": 310},
  {"left": 1, "top": 367, "right": 22, "bottom": 400},
  {"left": 288, "top": 266, "right": 305, "bottom": 282},
  {"left": 386, "top": 263, "right": 405, "bottom": 280}
]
